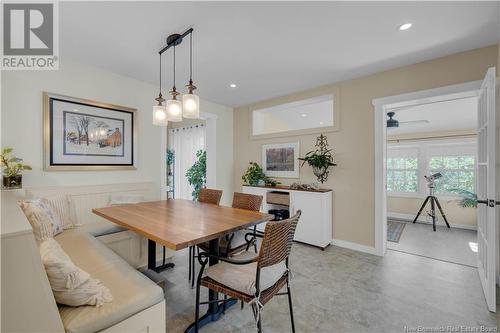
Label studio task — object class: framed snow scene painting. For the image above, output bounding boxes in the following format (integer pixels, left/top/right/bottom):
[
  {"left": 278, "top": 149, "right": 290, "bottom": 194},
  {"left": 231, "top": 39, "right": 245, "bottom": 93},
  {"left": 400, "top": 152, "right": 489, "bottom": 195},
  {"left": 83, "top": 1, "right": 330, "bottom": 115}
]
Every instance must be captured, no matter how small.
[{"left": 43, "top": 92, "right": 136, "bottom": 170}]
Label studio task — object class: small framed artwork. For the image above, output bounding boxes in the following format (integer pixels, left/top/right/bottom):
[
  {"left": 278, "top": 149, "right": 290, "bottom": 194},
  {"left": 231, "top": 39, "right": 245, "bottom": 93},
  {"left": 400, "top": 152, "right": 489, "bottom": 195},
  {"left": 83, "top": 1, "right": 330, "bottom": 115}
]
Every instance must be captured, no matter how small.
[
  {"left": 43, "top": 92, "right": 136, "bottom": 170},
  {"left": 262, "top": 142, "right": 300, "bottom": 178}
]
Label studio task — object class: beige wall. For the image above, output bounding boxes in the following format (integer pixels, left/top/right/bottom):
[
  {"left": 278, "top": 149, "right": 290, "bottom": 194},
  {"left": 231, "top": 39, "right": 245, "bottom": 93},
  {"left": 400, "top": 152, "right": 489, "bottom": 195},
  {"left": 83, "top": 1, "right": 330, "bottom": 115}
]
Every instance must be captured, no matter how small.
[{"left": 234, "top": 45, "right": 498, "bottom": 248}]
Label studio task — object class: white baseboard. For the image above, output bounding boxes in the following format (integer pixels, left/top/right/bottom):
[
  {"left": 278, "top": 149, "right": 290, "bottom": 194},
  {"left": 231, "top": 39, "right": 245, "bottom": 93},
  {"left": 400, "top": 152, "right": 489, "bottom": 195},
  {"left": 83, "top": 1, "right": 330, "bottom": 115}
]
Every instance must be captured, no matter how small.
[
  {"left": 388, "top": 212, "right": 477, "bottom": 231},
  {"left": 332, "top": 238, "right": 379, "bottom": 256}
]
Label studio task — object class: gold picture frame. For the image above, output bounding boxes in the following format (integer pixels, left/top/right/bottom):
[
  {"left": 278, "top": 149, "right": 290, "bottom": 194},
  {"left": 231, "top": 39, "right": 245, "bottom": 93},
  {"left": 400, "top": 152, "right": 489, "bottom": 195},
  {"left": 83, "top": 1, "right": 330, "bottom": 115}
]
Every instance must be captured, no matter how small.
[{"left": 43, "top": 92, "right": 137, "bottom": 171}]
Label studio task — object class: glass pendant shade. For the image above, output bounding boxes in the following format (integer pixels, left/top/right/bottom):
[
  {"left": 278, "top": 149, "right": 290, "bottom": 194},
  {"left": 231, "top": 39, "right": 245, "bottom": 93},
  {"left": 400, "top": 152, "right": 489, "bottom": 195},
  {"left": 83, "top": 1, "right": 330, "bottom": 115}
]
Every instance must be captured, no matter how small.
[
  {"left": 153, "top": 105, "right": 168, "bottom": 126},
  {"left": 182, "top": 93, "right": 200, "bottom": 119},
  {"left": 166, "top": 99, "right": 183, "bottom": 122}
]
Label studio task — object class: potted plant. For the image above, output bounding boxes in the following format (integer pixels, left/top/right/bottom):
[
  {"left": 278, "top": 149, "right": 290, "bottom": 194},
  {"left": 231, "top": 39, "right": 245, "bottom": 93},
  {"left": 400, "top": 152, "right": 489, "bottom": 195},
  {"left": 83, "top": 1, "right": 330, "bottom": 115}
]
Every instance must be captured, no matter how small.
[
  {"left": 299, "top": 134, "right": 337, "bottom": 183},
  {"left": 449, "top": 189, "right": 477, "bottom": 208},
  {"left": 1, "top": 148, "right": 32, "bottom": 189},
  {"left": 186, "top": 150, "right": 206, "bottom": 200},
  {"left": 241, "top": 162, "right": 280, "bottom": 187},
  {"left": 166, "top": 149, "right": 175, "bottom": 175}
]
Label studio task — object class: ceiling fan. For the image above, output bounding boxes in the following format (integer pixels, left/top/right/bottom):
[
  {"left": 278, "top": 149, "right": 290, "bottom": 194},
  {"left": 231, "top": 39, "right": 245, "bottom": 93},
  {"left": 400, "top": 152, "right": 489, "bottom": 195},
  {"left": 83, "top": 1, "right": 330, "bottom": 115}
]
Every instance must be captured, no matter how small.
[{"left": 387, "top": 112, "right": 430, "bottom": 128}]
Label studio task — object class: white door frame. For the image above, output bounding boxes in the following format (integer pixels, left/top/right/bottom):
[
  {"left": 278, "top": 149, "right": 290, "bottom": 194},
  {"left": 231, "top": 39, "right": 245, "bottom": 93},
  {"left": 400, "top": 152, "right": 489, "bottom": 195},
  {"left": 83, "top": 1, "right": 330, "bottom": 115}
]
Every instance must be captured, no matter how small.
[
  {"left": 160, "top": 111, "right": 217, "bottom": 200},
  {"left": 371, "top": 80, "right": 482, "bottom": 256}
]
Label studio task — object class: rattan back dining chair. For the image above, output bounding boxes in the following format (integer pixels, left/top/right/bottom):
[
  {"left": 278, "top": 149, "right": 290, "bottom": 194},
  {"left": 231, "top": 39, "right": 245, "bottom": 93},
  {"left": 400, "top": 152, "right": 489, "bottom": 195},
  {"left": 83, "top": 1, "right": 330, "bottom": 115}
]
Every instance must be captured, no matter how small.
[
  {"left": 197, "top": 192, "right": 263, "bottom": 257},
  {"left": 224, "top": 192, "right": 263, "bottom": 255},
  {"left": 194, "top": 210, "right": 302, "bottom": 333},
  {"left": 198, "top": 188, "right": 223, "bottom": 205},
  {"left": 189, "top": 188, "right": 223, "bottom": 286}
]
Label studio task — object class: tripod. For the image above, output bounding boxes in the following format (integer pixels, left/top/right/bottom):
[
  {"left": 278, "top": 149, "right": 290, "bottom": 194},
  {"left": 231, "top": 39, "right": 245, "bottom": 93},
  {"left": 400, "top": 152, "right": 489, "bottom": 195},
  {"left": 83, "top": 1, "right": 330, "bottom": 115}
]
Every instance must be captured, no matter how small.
[{"left": 413, "top": 181, "right": 450, "bottom": 232}]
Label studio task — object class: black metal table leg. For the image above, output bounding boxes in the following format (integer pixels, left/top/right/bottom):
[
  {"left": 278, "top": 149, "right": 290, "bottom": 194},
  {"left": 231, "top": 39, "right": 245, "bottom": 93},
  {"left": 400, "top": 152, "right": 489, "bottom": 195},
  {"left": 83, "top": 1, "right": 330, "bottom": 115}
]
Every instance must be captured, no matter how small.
[
  {"left": 148, "top": 239, "right": 175, "bottom": 272},
  {"left": 185, "top": 238, "right": 237, "bottom": 333}
]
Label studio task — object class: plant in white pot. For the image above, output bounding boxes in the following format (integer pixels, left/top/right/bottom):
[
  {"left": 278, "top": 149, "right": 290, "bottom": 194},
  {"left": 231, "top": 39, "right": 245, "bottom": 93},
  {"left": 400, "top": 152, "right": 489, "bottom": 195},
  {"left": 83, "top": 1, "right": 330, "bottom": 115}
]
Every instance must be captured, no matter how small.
[
  {"left": 1, "top": 148, "right": 32, "bottom": 189},
  {"left": 299, "top": 134, "right": 337, "bottom": 183}
]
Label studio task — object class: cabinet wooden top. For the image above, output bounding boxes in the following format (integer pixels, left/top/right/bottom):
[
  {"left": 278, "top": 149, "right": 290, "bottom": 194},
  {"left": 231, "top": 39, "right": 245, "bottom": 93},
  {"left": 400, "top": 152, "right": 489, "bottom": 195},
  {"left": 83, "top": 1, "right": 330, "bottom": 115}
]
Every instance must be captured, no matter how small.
[{"left": 243, "top": 184, "right": 332, "bottom": 193}]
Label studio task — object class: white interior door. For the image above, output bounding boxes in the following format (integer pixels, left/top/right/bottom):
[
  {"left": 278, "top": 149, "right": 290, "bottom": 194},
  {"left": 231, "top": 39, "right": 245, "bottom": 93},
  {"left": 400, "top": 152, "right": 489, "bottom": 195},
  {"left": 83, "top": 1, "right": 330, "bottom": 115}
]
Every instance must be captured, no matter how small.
[{"left": 476, "top": 67, "right": 497, "bottom": 312}]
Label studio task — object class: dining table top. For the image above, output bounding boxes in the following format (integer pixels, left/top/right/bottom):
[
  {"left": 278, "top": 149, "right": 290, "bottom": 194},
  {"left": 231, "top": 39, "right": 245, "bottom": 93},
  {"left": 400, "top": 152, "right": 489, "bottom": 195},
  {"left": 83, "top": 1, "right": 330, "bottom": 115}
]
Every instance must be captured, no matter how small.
[{"left": 92, "top": 199, "right": 274, "bottom": 251}]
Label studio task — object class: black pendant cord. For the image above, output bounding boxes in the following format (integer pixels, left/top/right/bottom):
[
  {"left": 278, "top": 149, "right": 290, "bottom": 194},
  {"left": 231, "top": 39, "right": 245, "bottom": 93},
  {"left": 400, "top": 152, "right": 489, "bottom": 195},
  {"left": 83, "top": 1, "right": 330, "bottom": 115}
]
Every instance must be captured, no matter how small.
[
  {"left": 189, "top": 32, "right": 193, "bottom": 83},
  {"left": 155, "top": 53, "right": 165, "bottom": 105},
  {"left": 173, "top": 45, "right": 176, "bottom": 91},
  {"left": 159, "top": 54, "right": 162, "bottom": 93}
]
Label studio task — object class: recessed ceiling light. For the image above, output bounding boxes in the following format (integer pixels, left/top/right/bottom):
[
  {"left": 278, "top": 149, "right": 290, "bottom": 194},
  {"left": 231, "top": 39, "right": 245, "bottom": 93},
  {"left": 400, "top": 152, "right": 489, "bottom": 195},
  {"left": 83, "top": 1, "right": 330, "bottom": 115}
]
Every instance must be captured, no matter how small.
[
  {"left": 399, "top": 23, "right": 412, "bottom": 31},
  {"left": 301, "top": 113, "right": 307, "bottom": 117},
  {"left": 319, "top": 121, "right": 324, "bottom": 125},
  {"left": 229, "top": 83, "right": 237, "bottom": 88}
]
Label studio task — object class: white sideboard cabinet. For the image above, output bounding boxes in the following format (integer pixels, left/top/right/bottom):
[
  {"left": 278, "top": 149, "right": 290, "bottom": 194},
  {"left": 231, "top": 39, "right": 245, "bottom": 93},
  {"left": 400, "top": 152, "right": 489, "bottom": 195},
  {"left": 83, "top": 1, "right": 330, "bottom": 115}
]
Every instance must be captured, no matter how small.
[{"left": 242, "top": 185, "right": 332, "bottom": 249}]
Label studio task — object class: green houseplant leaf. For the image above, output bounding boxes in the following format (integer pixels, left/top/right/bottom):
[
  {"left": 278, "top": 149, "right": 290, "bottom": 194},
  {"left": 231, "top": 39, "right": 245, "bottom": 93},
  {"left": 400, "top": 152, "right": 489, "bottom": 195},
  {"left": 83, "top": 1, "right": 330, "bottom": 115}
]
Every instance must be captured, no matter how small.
[
  {"left": 241, "top": 162, "right": 280, "bottom": 187},
  {"left": 448, "top": 188, "right": 478, "bottom": 208},
  {"left": 298, "top": 134, "right": 337, "bottom": 183},
  {"left": 0, "top": 147, "right": 31, "bottom": 177},
  {"left": 186, "top": 150, "right": 206, "bottom": 201}
]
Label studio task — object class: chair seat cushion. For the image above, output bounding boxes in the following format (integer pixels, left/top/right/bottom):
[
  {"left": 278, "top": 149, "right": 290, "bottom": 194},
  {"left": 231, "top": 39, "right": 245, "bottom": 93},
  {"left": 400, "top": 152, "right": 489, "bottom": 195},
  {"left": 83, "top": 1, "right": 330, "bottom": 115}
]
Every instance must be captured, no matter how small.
[
  {"left": 198, "top": 230, "right": 251, "bottom": 256},
  {"left": 204, "top": 254, "right": 287, "bottom": 296},
  {"left": 55, "top": 229, "right": 164, "bottom": 333}
]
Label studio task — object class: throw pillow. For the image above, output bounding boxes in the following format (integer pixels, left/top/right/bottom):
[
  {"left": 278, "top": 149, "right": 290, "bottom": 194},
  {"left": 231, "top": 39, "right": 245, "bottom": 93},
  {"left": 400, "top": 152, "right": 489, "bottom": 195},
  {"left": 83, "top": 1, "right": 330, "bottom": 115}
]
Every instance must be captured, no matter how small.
[
  {"left": 41, "top": 195, "right": 76, "bottom": 229},
  {"left": 39, "top": 238, "right": 113, "bottom": 307},
  {"left": 19, "top": 199, "right": 63, "bottom": 241}
]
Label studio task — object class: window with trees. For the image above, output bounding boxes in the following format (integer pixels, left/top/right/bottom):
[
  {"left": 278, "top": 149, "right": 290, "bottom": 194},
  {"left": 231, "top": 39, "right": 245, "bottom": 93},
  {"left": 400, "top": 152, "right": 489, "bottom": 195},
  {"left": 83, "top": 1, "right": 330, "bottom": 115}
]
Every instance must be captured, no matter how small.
[
  {"left": 387, "top": 140, "right": 476, "bottom": 197},
  {"left": 386, "top": 147, "right": 419, "bottom": 194},
  {"left": 427, "top": 144, "right": 475, "bottom": 195}
]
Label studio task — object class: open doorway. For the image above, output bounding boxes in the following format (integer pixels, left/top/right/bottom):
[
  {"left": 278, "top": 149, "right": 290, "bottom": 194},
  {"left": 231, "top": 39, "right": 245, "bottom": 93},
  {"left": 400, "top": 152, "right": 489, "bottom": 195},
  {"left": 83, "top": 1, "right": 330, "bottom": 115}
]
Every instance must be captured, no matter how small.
[
  {"left": 385, "top": 97, "right": 478, "bottom": 267},
  {"left": 373, "top": 68, "right": 498, "bottom": 312},
  {"left": 167, "top": 119, "right": 206, "bottom": 200},
  {"left": 161, "top": 112, "right": 217, "bottom": 201}
]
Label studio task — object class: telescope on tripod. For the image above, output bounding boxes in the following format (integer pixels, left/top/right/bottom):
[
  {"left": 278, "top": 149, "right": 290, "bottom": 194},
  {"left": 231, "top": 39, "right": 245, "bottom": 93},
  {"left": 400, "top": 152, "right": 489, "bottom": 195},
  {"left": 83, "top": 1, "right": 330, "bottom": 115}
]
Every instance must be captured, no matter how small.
[{"left": 412, "top": 172, "right": 450, "bottom": 232}]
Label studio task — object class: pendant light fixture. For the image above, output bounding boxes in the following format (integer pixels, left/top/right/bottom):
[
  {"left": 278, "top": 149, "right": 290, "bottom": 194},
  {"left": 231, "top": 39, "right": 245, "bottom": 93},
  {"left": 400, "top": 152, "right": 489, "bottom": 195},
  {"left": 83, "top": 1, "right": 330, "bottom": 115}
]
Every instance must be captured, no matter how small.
[
  {"left": 166, "top": 44, "right": 183, "bottom": 122},
  {"left": 154, "top": 28, "right": 198, "bottom": 123},
  {"left": 182, "top": 32, "right": 200, "bottom": 119},
  {"left": 152, "top": 54, "right": 168, "bottom": 126}
]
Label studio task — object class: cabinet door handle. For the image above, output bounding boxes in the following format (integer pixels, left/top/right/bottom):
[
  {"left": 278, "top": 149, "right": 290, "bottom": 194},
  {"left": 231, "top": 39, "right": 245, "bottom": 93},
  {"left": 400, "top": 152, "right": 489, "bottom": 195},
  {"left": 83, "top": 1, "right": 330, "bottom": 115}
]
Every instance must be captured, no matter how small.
[{"left": 477, "top": 199, "right": 500, "bottom": 207}]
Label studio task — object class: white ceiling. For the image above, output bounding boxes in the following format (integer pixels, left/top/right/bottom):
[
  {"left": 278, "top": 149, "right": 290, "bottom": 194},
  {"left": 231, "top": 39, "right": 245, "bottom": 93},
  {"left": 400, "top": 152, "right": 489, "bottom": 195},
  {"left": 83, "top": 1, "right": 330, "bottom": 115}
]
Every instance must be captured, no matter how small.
[
  {"left": 387, "top": 97, "right": 478, "bottom": 135},
  {"left": 60, "top": 2, "right": 500, "bottom": 107}
]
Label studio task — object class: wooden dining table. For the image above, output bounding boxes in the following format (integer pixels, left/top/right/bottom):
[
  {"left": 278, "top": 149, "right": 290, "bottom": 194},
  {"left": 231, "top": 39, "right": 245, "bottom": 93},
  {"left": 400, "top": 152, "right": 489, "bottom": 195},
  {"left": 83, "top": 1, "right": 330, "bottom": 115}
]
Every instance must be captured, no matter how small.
[{"left": 92, "top": 199, "right": 273, "bottom": 332}]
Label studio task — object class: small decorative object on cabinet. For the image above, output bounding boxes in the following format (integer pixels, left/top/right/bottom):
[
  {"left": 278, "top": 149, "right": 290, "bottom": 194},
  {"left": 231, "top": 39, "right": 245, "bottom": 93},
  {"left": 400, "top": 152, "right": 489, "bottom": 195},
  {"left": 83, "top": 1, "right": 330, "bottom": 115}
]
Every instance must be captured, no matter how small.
[
  {"left": 241, "top": 162, "right": 280, "bottom": 187},
  {"left": 242, "top": 184, "right": 332, "bottom": 249},
  {"left": 1, "top": 147, "right": 32, "bottom": 189},
  {"left": 299, "top": 133, "right": 337, "bottom": 183}
]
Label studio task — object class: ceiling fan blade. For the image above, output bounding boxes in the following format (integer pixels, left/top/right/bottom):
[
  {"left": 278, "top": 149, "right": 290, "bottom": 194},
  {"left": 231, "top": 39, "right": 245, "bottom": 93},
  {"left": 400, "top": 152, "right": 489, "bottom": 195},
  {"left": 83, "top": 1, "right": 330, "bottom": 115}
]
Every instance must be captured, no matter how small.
[{"left": 399, "top": 120, "right": 430, "bottom": 125}]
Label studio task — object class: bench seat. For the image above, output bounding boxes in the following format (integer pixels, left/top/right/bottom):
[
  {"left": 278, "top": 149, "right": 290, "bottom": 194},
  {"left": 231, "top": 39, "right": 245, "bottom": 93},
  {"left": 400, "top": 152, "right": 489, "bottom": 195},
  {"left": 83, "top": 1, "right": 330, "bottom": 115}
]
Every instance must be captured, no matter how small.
[
  {"left": 55, "top": 228, "right": 164, "bottom": 333},
  {"left": 80, "top": 220, "right": 126, "bottom": 237}
]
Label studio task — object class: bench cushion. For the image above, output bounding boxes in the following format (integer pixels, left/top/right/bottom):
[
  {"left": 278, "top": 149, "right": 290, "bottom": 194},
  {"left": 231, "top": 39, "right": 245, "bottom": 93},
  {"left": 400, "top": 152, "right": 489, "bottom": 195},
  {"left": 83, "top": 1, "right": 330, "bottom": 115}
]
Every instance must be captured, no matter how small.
[
  {"left": 55, "top": 229, "right": 164, "bottom": 333},
  {"left": 79, "top": 220, "right": 125, "bottom": 237}
]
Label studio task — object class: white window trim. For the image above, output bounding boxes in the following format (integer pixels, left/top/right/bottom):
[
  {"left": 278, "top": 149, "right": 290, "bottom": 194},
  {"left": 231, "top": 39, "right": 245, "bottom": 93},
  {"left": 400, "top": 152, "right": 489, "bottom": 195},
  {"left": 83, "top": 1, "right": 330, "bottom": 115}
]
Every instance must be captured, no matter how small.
[
  {"left": 387, "top": 137, "right": 477, "bottom": 199},
  {"left": 386, "top": 146, "right": 420, "bottom": 196}
]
